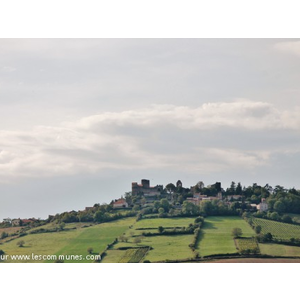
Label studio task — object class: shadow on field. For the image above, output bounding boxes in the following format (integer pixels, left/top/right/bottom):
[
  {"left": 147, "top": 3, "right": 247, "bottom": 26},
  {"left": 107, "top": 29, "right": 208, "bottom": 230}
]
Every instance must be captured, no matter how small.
[
  {"left": 196, "top": 221, "right": 217, "bottom": 250},
  {"left": 202, "top": 221, "right": 217, "bottom": 230}
]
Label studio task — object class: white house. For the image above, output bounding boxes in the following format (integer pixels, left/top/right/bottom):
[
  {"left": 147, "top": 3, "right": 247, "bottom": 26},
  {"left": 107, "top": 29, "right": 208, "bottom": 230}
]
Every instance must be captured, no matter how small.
[
  {"left": 113, "top": 199, "right": 128, "bottom": 209},
  {"left": 257, "top": 198, "right": 268, "bottom": 212}
]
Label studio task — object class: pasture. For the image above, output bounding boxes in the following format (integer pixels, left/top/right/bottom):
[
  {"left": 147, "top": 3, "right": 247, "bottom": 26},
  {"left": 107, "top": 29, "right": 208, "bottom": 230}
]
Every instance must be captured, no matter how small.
[
  {"left": 103, "top": 216, "right": 198, "bottom": 262},
  {"left": 259, "top": 243, "right": 300, "bottom": 257},
  {"left": 198, "top": 216, "right": 255, "bottom": 257},
  {"left": 0, "top": 218, "right": 135, "bottom": 263}
]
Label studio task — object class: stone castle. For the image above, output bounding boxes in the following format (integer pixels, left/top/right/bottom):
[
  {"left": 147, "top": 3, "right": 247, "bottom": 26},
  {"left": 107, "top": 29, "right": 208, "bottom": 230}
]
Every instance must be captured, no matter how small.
[{"left": 132, "top": 179, "right": 163, "bottom": 197}]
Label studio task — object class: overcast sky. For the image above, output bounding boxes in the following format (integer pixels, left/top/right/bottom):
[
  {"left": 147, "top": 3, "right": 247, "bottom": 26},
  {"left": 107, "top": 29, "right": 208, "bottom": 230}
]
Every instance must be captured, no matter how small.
[{"left": 1, "top": 38, "right": 300, "bottom": 220}]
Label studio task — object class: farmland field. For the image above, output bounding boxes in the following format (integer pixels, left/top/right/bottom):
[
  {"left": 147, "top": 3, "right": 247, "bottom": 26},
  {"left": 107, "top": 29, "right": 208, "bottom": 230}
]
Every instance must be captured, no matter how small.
[
  {"left": 252, "top": 218, "right": 300, "bottom": 240},
  {"left": 0, "top": 218, "right": 135, "bottom": 263},
  {"left": 102, "top": 217, "right": 197, "bottom": 262},
  {"left": 118, "top": 247, "right": 149, "bottom": 263},
  {"left": 235, "top": 237, "right": 260, "bottom": 253},
  {"left": 198, "top": 216, "right": 255, "bottom": 257},
  {"left": 259, "top": 243, "right": 300, "bottom": 257},
  {"left": 132, "top": 217, "right": 196, "bottom": 230}
]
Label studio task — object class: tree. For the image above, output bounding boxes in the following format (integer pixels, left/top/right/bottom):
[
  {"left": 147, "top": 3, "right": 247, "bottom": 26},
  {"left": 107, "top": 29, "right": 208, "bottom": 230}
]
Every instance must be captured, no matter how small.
[
  {"left": 282, "top": 215, "right": 293, "bottom": 223},
  {"left": 160, "top": 199, "right": 170, "bottom": 212},
  {"left": 166, "top": 183, "right": 176, "bottom": 196},
  {"left": 118, "top": 235, "right": 125, "bottom": 242},
  {"left": 158, "top": 208, "right": 165, "bottom": 215},
  {"left": 269, "top": 212, "right": 280, "bottom": 221},
  {"left": 236, "top": 182, "right": 242, "bottom": 195},
  {"left": 274, "top": 201, "right": 285, "bottom": 214},
  {"left": 134, "top": 237, "right": 142, "bottom": 244},
  {"left": 17, "top": 240, "right": 25, "bottom": 247},
  {"left": 133, "top": 205, "right": 140, "bottom": 211},
  {"left": 1, "top": 232, "right": 8, "bottom": 239},
  {"left": 229, "top": 181, "right": 236, "bottom": 194},
  {"left": 154, "top": 201, "right": 160, "bottom": 210},
  {"left": 232, "top": 228, "right": 243, "bottom": 238},
  {"left": 59, "top": 222, "right": 65, "bottom": 230},
  {"left": 158, "top": 226, "right": 164, "bottom": 233},
  {"left": 264, "top": 232, "right": 273, "bottom": 242},
  {"left": 255, "top": 225, "right": 262, "bottom": 234},
  {"left": 87, "top": 247, "right": 93, "bottom": 254},
  {"left": 182, "top": 201, "right": 199, "bottom": 215}
]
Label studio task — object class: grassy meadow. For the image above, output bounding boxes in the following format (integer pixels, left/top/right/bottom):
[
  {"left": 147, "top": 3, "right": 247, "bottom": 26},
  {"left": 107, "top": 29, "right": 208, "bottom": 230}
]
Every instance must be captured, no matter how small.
[
  {"left": 3, "top": 214, "right": 300, "bottom": 263},
  {"left": 198, "top": 216, "right": 255, "bottom": 257},
  {"left": 0, "top": 218, "right": 135, "bottom": 263},
  {"left": 102, "top": 216, "right": 197, "bottom": 262},
  {"left": 259, "top": 243, "right": 300, "bottom": 257}
]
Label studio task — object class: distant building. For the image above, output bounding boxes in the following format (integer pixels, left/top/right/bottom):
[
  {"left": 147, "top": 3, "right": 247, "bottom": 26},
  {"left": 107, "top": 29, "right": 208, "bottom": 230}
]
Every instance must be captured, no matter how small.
[
  {"left": 85, "top": 207, "right": 94, "bottom": 211},
  {"left": 132, "top": 179, "right": 163, "bottom": 197},
  {"left": 186, "top": 198, "right": 201, "bottom": 206},
  {"left": 22, "top": 219, "right": 34, "bottom": 225},
  {"left": 257, "top": 198, "right": 268, "bottom": 212},
  {"left": 12, "top": 218, "right": 21, "bottom": 226},
  {"left": 113, "top": 199, "right": 129, "bottom": 209},
  {"left": 3, "top": 218, "right": 11, "bottom": 224},
  {"left": 227, "top": 195, "right": 243, "bottom": 201},
  {"left": 11, "top": 218, "right": 35, "bottom": 226}
]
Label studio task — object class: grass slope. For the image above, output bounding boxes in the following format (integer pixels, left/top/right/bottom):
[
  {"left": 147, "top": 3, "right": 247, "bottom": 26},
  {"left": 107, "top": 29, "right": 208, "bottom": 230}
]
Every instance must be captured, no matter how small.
[
  {"left": 102, "top": 217, "right": 197, "bottom": 262},
  {"left": 198, "top": 216, "right": 255, "bottom": 257},
  {"left": 0, "top": 218, "right": 135, "bottom": 263},
  {"left": 259, "top": 243, "right": 300, "bottom": 257}
]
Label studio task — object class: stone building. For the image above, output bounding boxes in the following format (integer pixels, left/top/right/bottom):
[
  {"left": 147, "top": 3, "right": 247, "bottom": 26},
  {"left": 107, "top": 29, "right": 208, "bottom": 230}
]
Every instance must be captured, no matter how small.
[
  {"left": 132, "top": 179, "right": 163, "bottom": 197},
  {"left": 257, "top": 198, "right": 269, "bottom": 212}
]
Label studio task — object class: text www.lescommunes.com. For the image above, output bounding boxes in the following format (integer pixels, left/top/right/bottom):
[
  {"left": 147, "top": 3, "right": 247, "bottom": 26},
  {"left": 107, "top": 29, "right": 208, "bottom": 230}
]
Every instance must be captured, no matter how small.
[{"left": 1, "top": 253, "right": 101, "bottom": 261}]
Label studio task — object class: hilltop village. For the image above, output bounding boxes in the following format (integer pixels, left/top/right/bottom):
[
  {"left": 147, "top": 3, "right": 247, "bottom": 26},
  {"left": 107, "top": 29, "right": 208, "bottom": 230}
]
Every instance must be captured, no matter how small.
[
  {"left": 2, "top": 178, "right": 299, "bottom": 229},
  {"left": 112, "top": 179, "right": 268, "bottom": 212},
  {"left": 2, "top": 178, "right": 300, "bottom": 263}
]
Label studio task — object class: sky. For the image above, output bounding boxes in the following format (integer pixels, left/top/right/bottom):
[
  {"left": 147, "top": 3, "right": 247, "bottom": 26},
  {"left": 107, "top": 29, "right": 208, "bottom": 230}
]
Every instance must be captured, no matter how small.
[{"left": 1, "top": 38, "right": 300, "bottom": 220}]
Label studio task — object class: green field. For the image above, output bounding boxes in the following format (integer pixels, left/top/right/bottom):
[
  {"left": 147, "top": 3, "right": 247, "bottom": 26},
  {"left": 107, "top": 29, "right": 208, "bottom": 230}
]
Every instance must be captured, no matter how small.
[
  {"left": 252, "top": 218, "right": 300, "bottom": 240},
  {"left": 132, "top": 217, "right": 196, "bottom": 230},
  {"left": 0, "top": 218, "right": 135, "bottom": 263},
  {"left": 198, "top": 216, "right": 255, "bottom": 257},
  {"left": 235, "top": 237, "right": 260, "bottom": 254},
  {"left": 259, "top": 243, "right": 300, "bottom": 257},
  {"left": 102, "top": 217, "right": 197, "bottom": 262}
]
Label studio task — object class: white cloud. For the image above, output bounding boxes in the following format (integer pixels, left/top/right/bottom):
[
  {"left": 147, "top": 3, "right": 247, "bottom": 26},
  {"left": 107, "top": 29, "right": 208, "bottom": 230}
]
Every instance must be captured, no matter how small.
[
  {"left": 72, "top": 99, "right": 300, "bottom": 131},
  {"left": 0, "top": 100, "right": 299, "bottom": 182}
]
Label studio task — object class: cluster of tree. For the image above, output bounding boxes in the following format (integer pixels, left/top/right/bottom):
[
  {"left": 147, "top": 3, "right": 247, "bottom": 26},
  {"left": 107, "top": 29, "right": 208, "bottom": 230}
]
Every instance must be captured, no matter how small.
[
  {"left": 265, "top": 187, "right": 300, "bottom": 214},
  {"left": 48, "top": 204, "right": 136, "bottom": 224},
  {"left": 200, "top": 200, "right": 239, "bottom": 216},
  {"left": 224, "top": 182, "right": 272, "bottom": 203},
  {"left": 0, "top": 232, "right": 8, "bottom": 240},
  {"left": 253, "top": 211, "right": 295, "bottom": 224}
]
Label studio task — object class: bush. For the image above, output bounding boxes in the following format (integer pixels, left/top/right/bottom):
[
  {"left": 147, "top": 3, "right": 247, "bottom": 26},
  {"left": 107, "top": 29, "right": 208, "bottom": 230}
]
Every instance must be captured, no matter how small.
[{"left": 17, "top": 240, "right": 25, "bottom": 247}]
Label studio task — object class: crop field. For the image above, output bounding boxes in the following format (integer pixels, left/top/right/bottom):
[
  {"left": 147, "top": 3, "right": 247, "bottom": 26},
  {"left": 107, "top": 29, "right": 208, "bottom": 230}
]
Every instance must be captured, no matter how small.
[
  {"left": 102, "top": 217, "right": 198, "bottom": 262},
  {"left": 132, "top": 217, "right": 196, "bottom": 230},
  {"left": 0, "top": 218, "right": 135, "bottom": 263},
  {"left": 118, "top": 248, "right": 149, "bottom": 263},
  {"left": 252, "top": 218, "right": 300, "bottom": 240},
  {"left": 198, "top": 216, "right": 255, "bottom": 257},
  {"left": 259, "top": 243, "right": 300, "bottom": 257},
  {"left": 235, "top": 237, "right": 260, "bottom": 253},
  {"left": 0, "top": 227, "right": 23, "bottom": 235}
]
